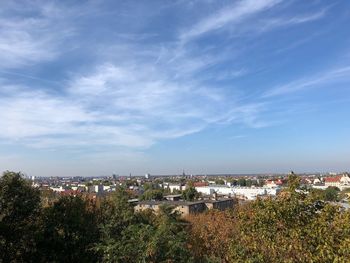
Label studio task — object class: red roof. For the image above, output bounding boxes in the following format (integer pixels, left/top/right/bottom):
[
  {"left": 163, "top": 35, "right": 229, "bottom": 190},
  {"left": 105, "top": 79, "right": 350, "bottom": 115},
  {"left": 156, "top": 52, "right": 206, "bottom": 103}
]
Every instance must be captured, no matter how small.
[
  {"left": 265, "top": 179, "right": 284, "bottom": 185},
  {"left": 193, "top": 182, "right": 208, "bottom": 187},
  {"left": 325, "top": 176, "right": 341, "bottom": 183}
]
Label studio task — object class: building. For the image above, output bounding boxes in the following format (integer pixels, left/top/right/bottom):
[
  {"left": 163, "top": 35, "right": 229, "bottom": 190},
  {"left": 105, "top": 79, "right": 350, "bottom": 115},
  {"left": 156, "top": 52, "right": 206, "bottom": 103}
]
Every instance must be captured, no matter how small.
[
  {"left": 165, "top": 183, "right": 186, "bottom": 193},
  {"left": 195, "top": 185, "right": 281, "bottom": 200},
  {"left": 203, "top": 198, "right": 235, "bottom": 210},
  {"left": 265, "top": 179, "right": 284, "bottom": 187},
  {"left": 88, "top": 184, "right": 104, "bottom": 193},
  {"left": 324, "top": 174, "right": 350, "bottom": 190},
  {"left": 164, "top": 194, "right": 182, "bottom": 201},
  {"left": 135, "top": 200, "right": 206, "bottom": 216},
  {"left": 134, "top": 198, "right": 235, "bottom": 216}
]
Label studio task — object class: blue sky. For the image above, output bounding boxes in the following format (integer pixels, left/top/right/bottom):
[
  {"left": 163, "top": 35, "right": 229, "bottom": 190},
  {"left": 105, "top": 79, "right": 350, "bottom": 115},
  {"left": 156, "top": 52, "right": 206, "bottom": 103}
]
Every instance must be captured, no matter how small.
[{"left": 0, "top": 0, "right": 350, "bottom": 177}]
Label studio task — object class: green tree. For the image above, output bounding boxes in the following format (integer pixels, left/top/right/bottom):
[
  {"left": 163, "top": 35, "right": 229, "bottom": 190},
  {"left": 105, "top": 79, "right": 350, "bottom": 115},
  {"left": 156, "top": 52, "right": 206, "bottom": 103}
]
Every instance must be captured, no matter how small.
[
  {"left": 309, "top": 187, "right": 340, "bottom": 202},
  {"left": 182, "top": 186, "right": 199, "bottom": 201},
  {"left": 144, "top": 205, "right": 192, "bottom": 263},
  {"left": 324, "top": 186, "right": 340, "bottom": 201},
  {"left": 96, "top": 190, "right": 192, "bottom": 263},
  {"left": 141, "top": 189, "right": 164, "bottom": 201},
  {"left": 95, "top": 189, "right": 137, "bottom": 262},
  {"left": 246, "top": 179, "right": 253, "bottom": 187},
  {"left": 287, "top": 171, "right": 300, "bottom": 192},
  {"left": 215, "top": 179, "right": 225, "bottom": 185},
  {"left": 37, "top": 196, "right": 99, "bottom": 262},
  {"left": 0, "top": 171, "right": 41, "bottom": 263},
  {"left": 237, "top": 178, "right": 246, "bottom": 187}
]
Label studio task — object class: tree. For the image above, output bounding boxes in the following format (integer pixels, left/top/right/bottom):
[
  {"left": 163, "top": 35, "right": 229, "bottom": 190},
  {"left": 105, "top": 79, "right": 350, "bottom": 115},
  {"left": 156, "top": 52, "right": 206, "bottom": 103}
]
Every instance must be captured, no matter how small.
[
  {"left": 141, "top": 189, "right": 164, "bottom": 201},
  {"left": 182, "top": 186, "right": 199, "bottom": 201},
  {"left": 95, "top": 189, "right": 138, "bottom": 262},
  {"left": 246, "top": 179, "right": 253, "bottom": 187},
  {"left": 339, "top": 188, "right": 350, "bottom": 201},
  {"left": 226, "top": 179, "right": 350, "bottom": 262},
  {"left": 37, "top": 196, "right": 100, "bottom": 262},
  {"left": 215, "top": 178, "right": 225, "bottom": 185},
  {"left": 187, "top": 210, "right": 235, "bottom": 263},
  {"left": 287, "top": 171, "right": 301, "bottom": 192},
  {"left": 237, "top": 178, "right": 246, "bottom": 186},
  {"left": 324, "top": 186, "right": 340, "bottom": 201},
  {"left": 0, "top": 171, "right": 41, "bottom": 262},
  {"left": 95, "top": 191, "right": 192, "bottom": 263},
  {"left": 144, "top": 205, "right": 192, "bottom": 263},
  {"left": 309, "top": 187, "right": 340, "bottom": 202},
  {"left": 186, "top": 173, "right": 350, "bottom": 263}
]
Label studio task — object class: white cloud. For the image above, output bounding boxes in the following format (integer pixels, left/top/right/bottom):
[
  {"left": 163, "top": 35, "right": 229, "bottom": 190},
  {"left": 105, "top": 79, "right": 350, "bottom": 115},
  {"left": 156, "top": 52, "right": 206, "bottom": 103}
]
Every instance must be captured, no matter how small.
[
  {"left": 1, "top": 0, "right": 323, "bottom": 151},
  {"left": 256, "top": 9, "right": 327, "bottom": 33},
  {"left": 0, "top": 54, "right": 267, "bottom": 149},
  {"left": 263, "top": 66, "right": 350, "bottom": 98},
  {"left": 0, "top": 1, "right": 81, "bottom": 69},
  {"left": 179, "top": 0, "right": 282, "bottom": 42}
]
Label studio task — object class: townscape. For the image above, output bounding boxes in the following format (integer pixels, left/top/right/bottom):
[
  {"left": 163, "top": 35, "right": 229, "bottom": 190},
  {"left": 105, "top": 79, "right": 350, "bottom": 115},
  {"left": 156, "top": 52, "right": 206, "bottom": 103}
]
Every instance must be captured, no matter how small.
[
  {"left": 2, "top": 170, "right": 350, "bottom": 262},
  {"left": 32, "top": 171, "right": 350, "bottom": 212}
]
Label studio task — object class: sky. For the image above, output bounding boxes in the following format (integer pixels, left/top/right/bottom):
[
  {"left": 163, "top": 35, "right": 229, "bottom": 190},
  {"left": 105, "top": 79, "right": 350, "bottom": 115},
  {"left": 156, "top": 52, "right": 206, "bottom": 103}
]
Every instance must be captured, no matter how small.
[{"left": 0, "top": 0, "right": 350, "bottom": 177}]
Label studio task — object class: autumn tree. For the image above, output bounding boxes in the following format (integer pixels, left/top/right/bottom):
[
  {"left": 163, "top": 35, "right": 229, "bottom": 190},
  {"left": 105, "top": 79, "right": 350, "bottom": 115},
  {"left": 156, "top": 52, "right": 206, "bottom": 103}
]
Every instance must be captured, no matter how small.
[{"left": 187, "top": 210, "right": 236, "bottom": 263}]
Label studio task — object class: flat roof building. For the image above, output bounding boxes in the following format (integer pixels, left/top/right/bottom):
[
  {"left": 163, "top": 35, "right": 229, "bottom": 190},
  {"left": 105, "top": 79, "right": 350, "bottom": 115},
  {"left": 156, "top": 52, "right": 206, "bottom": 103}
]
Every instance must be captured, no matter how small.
[{"left": 134, "top": 198, "right": 235, "bottom": 216}]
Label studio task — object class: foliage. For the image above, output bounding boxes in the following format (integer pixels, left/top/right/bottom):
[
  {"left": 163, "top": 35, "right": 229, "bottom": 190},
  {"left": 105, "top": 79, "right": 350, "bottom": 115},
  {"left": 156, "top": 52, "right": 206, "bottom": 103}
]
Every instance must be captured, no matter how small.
[
  {"left": 1, "top": 171, "right": 350, "bottom": 263},
  {"left": 214, "top": 179, "right": 225, "bottom": 185},
  {"left": 237, "top": 178, "right": 247, "bottom": 186},
  {"left": 187, "top": 210, "right": 235, "bottom": 263},
  {"left": 309, "top": 186, "right": 340, "bottom": 202},
  {"left": 339, "top": 187, "right": 350, "bottom": 201},
  {"left": 141, "top": 189, "right": 164, "bottom": 201},
  {"left": 95, "top": 192, "right": 192, "bottom": 263},
  {"left": 0, "top": 171, "right": 41, "bottom": 262},
  {"left": 187, "top": 174, "right": 350, "bottom": 263},
  {"left": 324, "top": 186, "right": 340, "bottom": 201},
  {"left": 182, "top": 186, "right": 199, "bottom": 201},
  {"left": 143, "top": 205, "right": 192, "bottom": 263},
  {"left": 37, "top": 196, "right": 100, "bottom": 262},
  {"left": 95, "top": 189, "right": 143, "bottom": 262}
]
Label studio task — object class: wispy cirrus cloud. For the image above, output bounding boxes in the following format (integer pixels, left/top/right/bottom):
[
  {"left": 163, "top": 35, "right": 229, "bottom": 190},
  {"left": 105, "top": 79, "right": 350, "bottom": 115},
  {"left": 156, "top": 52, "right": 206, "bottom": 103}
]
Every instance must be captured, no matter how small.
[
  {"left": 0, "top": 2, "right": 75, "bottom": 69},
  {"left": 263, "top": 66, "right": 350, "bottom": 98},
  {"left": 179, "top": 0, "right": 282, "bottom": 42},
  {"left": 254, "top": 9, "right": 327, "bottom": 33},
  {"left": 0, "top": 0, "right": 339, "bottom": 154},
  {"left": 0, "top": 53, "right": 266, "bottom": 149}
]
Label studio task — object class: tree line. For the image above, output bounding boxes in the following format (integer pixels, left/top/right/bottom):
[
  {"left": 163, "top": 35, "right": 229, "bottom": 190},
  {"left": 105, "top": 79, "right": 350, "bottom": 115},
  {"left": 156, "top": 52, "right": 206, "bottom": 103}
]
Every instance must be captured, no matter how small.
[{"left": 1, "top": 171, "right": 350, "bottom": 262}]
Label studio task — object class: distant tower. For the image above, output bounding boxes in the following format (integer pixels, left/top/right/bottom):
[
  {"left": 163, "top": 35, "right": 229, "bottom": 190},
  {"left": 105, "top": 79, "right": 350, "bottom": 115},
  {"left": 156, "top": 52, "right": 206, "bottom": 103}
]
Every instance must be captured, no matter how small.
[
  {"left": 145, "top": 173, "right": 150, "bottom": 179},
  {"left": 182, "top": 169, "right": 186, "bottom": 177},
  {"left": 31, "top": 175, "right": 35, "bottom": 186}
]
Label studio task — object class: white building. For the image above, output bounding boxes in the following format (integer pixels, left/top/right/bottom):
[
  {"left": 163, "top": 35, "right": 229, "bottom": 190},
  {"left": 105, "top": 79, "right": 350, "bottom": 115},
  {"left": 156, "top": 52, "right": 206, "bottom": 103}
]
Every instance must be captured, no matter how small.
[
  {"left": 195, "top": 185, "right": 281, "bottom": 200},
  {"left": 164, "top": 183, "right": 186, "bottom": 193},
  {"left": 324, "top": 174, "right": 350, "bottom": 190},
  {"left": 50, "top": 186, "right": 65, "bottom": 192}
]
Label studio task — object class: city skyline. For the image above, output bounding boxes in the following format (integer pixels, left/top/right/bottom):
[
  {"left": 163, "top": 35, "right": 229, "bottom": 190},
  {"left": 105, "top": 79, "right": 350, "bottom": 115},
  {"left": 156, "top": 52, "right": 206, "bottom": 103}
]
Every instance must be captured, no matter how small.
[{"left": 1, "top": 0, "right": 350, "bottom": 177}]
